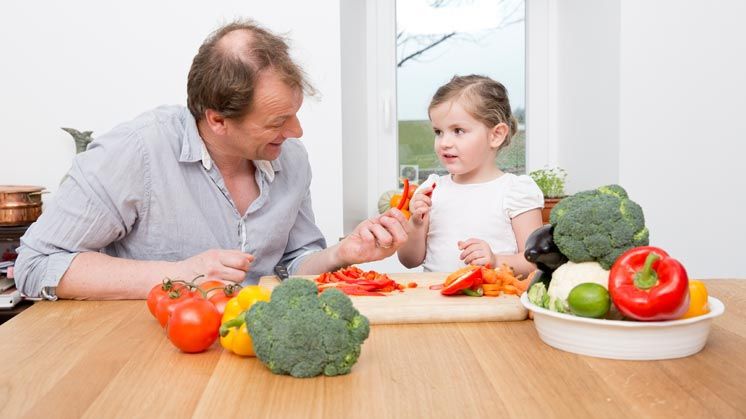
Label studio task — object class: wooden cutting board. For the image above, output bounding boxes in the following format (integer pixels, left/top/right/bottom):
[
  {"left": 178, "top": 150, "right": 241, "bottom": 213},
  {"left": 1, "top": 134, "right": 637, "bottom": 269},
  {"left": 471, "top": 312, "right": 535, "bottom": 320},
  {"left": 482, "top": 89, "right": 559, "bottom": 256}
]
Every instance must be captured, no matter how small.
[{"left": 258, "top": 272, "right": 527, "bottom": 325}]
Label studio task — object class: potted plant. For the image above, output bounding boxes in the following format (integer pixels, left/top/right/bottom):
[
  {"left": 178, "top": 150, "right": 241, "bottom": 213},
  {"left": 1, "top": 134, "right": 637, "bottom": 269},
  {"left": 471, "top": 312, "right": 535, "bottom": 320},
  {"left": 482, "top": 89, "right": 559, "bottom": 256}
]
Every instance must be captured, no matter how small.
[{"left": 529, "top": 167, "right": 567, "bottom": 224}]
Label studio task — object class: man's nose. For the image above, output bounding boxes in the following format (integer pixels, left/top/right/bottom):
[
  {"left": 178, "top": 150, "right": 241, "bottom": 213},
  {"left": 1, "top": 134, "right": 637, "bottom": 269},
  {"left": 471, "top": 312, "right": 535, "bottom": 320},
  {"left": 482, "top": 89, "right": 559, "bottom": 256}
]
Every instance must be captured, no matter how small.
[{"left": 283, "top": 115, "right": 303, "bottom": 139}]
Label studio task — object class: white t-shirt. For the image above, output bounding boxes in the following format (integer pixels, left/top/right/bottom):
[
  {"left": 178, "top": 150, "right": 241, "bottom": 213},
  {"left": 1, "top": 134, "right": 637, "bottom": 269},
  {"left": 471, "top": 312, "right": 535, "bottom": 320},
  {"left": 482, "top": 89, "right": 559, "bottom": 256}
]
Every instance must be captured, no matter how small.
[{"left": 418, "top": 173, "right": 544, "bottom": 272}]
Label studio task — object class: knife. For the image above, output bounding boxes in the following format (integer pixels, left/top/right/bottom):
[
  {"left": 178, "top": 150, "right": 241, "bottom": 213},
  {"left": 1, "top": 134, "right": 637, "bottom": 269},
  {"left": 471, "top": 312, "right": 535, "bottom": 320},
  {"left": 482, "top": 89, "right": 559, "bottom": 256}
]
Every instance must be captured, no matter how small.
[{"left": 274, "top": 264, "right": 289, "bottom": 281}]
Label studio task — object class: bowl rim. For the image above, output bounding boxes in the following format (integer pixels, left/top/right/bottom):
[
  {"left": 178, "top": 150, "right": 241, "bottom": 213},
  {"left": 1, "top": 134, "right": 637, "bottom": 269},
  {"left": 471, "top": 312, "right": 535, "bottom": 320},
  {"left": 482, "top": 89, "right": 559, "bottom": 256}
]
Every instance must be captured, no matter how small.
[{"left": 520, "top": 293, "right": 725, "bottom": 327}]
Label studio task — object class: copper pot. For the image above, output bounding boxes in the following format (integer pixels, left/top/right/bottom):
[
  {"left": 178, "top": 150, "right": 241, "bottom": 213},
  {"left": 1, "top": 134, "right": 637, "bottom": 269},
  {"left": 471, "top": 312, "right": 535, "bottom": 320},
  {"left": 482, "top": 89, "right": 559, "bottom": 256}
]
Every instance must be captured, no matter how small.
[{"left": 0, "top": 185, "right": 46, "bottom": 226}]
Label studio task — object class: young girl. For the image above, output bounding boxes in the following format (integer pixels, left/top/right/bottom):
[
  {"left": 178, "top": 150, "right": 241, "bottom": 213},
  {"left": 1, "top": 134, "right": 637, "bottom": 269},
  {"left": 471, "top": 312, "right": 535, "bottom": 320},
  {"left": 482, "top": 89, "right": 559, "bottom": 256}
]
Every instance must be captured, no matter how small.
[{"left": 397, "top": 75, "right": 543, "bottom": 276}]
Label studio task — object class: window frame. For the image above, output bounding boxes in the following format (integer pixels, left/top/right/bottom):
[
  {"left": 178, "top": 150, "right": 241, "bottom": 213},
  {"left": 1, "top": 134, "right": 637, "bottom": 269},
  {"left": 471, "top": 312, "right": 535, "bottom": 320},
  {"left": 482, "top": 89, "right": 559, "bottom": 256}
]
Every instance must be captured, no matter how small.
[{"left": 342, "top": 0, "right": 556, "bottom": 231}]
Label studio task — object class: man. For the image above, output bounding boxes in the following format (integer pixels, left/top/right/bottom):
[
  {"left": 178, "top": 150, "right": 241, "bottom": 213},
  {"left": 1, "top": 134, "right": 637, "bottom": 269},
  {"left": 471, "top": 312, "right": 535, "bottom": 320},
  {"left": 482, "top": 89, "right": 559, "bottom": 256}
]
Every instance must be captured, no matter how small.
[{"left": 15, "top": 20, "right": 409, "bottom": 300}]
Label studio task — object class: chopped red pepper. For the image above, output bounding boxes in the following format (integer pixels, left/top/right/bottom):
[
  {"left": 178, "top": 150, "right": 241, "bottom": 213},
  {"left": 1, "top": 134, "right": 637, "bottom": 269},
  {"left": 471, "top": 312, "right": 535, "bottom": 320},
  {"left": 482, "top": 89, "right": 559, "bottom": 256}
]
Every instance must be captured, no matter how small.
[
  {"left": 396, "top": 178, "right": 410, "bottom": 211},
  {"left": 441, "top": 267, "right": 482, "bottom": 296},
  {"left": 608, "top": 246, "right": 690, "bottom": 321},
  {"left": 424, "top": 182, "right": 436, "bottom": 197}
]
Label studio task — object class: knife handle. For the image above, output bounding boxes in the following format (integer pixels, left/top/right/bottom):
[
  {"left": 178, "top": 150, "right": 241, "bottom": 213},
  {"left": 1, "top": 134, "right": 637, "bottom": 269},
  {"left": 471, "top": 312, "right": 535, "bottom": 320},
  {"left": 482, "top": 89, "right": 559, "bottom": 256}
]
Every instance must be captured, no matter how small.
[{"left": 274, "top": 264, "right": 289, "bottom": 280}]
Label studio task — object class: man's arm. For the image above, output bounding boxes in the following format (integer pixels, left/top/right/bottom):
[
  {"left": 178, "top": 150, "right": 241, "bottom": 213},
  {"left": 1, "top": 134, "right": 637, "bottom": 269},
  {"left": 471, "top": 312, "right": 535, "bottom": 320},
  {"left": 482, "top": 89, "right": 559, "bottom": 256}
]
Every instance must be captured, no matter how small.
[
  {"left": 52, "top": 250, "right": 254, "bottom": 300},
  {"left": 14, "top": 128, "right": 255, "bottom": 300},
  {"left": 295, "top": 209, "right": 410, "bottom": 275},
  {"left": 14, "top": 128, "right": 146, "bottom": 299}
]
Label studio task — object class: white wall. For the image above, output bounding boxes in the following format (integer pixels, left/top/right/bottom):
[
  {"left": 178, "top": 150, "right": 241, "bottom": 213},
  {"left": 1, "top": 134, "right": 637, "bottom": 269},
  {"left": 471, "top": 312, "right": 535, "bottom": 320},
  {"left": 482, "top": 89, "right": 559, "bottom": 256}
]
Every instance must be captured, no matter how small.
[
  {"left": 553, "top": 0, "right": 746, "bottom": 278},
  {"left": 555, "top": 0, "right": 620, "bottom": 193},
  {"left": 0, "top": 0, "right": 343, "bottom": 243},
  {"left": 618, "top": 0, "right": 746, "bottom": 278}
]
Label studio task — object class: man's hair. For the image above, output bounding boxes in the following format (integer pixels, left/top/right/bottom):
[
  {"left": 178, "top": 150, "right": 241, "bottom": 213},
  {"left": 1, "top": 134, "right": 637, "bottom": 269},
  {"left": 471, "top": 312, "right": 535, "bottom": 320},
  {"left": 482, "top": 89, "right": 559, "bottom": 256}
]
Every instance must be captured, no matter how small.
[{"left": 187, "top": 19, "right": 315, "bottom": 122}]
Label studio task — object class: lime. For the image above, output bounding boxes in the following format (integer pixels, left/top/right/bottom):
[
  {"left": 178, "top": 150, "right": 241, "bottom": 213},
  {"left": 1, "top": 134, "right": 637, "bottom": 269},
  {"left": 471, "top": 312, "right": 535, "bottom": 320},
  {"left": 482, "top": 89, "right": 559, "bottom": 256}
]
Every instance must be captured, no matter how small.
[{"left": 567, "top": 283, "right": 611, "bottom": 318}]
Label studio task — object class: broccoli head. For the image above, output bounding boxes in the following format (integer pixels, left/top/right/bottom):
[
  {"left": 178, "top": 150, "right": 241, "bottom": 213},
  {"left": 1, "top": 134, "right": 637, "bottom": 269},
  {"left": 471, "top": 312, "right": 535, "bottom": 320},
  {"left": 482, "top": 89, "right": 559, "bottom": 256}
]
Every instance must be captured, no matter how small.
[
  {"left": 246, "top": 278, "right": 371, "bottom": 378},
  {"left": 549, "top": 184, "right": 649, "bottom": 269}
]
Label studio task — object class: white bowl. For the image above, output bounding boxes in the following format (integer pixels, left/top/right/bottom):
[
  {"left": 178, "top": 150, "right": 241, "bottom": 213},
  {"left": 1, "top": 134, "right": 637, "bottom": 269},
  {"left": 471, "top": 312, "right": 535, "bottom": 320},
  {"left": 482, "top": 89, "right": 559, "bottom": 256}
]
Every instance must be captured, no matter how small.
[{"left": 520, "top": 293, "right": 725, "bottom": 360}]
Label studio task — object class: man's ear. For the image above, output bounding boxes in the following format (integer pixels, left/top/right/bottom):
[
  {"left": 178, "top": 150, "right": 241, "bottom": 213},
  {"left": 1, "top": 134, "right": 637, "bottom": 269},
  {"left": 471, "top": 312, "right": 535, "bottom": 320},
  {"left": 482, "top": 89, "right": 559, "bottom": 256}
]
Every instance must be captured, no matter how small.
[
  {"left": 489, "top": 122, "right": 510, "bottom": 149},
  {"left": 204, "top": 109, "right": 228, "bottom": 135}
]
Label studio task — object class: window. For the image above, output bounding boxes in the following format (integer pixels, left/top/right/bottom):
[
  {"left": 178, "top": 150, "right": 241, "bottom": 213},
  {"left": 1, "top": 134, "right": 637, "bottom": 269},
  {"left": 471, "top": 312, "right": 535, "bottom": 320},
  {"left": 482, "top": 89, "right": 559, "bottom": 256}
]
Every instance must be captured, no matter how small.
[{"left": 396, "top": 0, "right": 526, "bottom": 185}]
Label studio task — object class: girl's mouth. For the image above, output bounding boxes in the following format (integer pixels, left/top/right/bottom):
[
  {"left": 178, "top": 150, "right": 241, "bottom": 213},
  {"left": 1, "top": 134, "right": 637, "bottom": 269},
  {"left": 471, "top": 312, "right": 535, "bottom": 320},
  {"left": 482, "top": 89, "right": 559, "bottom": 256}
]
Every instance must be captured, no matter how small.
[{"left": 442, "top": 153, "right": 458, "bottom": 159}]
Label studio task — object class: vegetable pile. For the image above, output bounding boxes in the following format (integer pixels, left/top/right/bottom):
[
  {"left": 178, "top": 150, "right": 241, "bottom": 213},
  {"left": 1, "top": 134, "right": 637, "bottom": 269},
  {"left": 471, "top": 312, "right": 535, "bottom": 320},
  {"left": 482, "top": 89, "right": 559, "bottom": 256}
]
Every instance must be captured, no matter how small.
[
  {"left": 436, "top": 264, "right": 530, "bottom": 297},
  {"left": 525, "top": 184, "right": 709, "bottom": 321},
  {"left": 147, "top": 276, "right": 371, "bottom": 378},
  {"left": 247, "top": 278, "right": 371, "bottom": 378},
  {"left": 146, "top": 276, "right": 240, "bottom": 353},
  {"left": 314, "top": 265, "right": 413, "bottom": 296}
]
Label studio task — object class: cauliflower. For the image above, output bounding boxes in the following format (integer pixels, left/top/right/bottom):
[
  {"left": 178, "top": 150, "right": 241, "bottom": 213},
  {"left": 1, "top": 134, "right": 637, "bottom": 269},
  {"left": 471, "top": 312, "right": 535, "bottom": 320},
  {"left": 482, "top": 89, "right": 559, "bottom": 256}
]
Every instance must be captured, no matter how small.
[{"left": 547, "top": 261, "right": 609, "bottom": 313}]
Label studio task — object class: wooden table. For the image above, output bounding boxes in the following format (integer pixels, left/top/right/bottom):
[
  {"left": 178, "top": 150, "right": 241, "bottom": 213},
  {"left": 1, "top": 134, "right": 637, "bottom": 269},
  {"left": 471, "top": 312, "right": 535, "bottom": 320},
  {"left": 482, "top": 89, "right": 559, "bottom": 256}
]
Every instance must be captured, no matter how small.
[{"left": 1, "top": 279, "right": 744, "bottom": 418}]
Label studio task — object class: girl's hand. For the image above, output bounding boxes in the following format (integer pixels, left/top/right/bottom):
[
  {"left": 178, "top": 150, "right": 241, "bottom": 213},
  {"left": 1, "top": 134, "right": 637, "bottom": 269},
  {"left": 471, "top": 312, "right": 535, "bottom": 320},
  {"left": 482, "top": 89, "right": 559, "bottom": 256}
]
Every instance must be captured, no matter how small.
[
  {"left": 458, "top": 239, "right": 496, "bottom": 266},
  {"left": 409, "top": 185, "right": 435, "bottom": 226}
]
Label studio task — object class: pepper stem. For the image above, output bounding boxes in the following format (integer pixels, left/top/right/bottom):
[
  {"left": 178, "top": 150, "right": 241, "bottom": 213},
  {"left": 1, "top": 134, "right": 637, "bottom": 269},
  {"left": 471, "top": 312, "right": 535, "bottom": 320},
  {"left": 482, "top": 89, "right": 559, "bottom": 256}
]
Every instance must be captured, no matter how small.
[
  {"left": 634, "top": 252, "right": 660, "bottom": 290},
  {"left": 219, "top": 314, "right": 246, "bottom": 337}
]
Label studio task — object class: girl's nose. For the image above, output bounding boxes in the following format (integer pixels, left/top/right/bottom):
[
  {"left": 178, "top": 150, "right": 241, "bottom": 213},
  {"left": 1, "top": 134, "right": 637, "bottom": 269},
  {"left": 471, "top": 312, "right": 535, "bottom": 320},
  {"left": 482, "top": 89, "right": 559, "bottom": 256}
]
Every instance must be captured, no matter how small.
[{"left": 438, "top": 133, "right": 454, "bottom": 149}]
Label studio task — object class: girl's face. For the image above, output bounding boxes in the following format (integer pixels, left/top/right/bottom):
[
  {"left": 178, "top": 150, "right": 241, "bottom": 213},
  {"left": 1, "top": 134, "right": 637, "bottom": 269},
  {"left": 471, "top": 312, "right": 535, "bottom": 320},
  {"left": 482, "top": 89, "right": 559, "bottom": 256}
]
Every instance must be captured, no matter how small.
[{"left": 430, "top": 99, "right": 507, "bottom": 183}]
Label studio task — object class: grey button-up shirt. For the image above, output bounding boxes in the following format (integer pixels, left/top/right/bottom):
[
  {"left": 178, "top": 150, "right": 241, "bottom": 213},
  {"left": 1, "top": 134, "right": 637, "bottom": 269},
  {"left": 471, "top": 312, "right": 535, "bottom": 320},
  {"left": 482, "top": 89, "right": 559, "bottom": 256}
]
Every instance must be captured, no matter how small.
[{"left": 15, "top": 105, "right": 326, "bottom": 298}]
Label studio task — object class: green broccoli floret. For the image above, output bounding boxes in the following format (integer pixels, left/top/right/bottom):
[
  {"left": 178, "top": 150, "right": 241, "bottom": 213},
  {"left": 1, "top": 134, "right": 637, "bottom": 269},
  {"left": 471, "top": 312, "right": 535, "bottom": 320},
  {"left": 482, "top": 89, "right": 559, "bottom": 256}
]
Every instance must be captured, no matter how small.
[
  {"left": 246, "top": 278, "right": 370, "bottom": 378},
  {"left": 549, "top": 184, "right": 649, "bottom": 269}
]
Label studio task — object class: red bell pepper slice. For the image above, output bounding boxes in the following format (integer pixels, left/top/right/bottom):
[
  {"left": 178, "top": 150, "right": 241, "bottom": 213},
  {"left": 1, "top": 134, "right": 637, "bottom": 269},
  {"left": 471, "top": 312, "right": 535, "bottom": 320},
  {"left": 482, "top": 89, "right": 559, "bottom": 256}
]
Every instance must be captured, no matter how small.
[
  {"left": 441, "top": 268, "right": 482, "bottom": 296},
  {"left": 396, "top": 178, "right": 410, "bottom": 211},
  {"left": 608, "top": 246, "right": 690, "bottom": 321}
]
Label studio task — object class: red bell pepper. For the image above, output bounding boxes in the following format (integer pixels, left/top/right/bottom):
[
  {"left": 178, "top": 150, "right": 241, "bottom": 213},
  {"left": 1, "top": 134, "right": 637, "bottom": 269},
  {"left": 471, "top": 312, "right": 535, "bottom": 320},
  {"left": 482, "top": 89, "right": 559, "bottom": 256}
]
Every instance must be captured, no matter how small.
[
  {"left": 608, "top": 246, "right": 690, "bottom": 321},
  {"left": 441, "top": 267, "right": 482, "bottom": 296},
  {"left": 396, "top": 178, "right": 410, "bottom": 211}
]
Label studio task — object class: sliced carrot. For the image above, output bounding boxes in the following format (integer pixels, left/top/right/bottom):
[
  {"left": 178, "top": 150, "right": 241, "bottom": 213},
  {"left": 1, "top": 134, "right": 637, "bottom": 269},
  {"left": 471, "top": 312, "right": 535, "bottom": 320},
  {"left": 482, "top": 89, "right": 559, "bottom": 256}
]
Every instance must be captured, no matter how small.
[
  {"left": 513, "top": 279, "right": 531, "bottom": 293},
  {"left": 481, "top": 268, "right": 498, "bottom": 284},
  {"left": 502, "top": 284, "right": 519, "bottom": 295},
  {"left": 482, "top": 284, "right": 502, "bottom": 292}
]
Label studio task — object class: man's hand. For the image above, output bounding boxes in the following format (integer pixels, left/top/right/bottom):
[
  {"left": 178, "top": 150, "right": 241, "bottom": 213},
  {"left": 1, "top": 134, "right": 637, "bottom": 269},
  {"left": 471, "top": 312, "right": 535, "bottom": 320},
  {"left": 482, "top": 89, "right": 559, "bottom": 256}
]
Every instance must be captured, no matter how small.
[
  {"left": 336, "top": 209, "right": 410, "bottom": 265},
  {"left": 176, "top": 249, "right": 254, "bottom": 283},
  {"left": 458, "top": 238, "right": 496, "bottom": 267},
  {"left": 409, "top": 184, "right": 435, "bottom": 226}
]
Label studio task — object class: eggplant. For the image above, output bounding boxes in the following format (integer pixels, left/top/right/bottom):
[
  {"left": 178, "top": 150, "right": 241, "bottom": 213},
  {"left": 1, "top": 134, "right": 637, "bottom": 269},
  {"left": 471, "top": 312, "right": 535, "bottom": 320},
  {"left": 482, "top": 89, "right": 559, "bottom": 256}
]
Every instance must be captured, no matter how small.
[{"left": 524, "top": 224, "right": 568, "bottom": 273}]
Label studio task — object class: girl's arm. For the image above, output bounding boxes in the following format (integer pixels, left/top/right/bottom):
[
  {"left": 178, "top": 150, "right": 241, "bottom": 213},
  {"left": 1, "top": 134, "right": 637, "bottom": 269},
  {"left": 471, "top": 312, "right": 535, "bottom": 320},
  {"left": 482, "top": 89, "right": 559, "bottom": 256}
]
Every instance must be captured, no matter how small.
[
  {"left": 397, "top": 215, "right": 428, "bottom": 268},
  {"left": 397, "top": 184, "right": 435, "bottom": 268},
  {"left": 495, "top": 208, "right": 544, "bottom": 276}
]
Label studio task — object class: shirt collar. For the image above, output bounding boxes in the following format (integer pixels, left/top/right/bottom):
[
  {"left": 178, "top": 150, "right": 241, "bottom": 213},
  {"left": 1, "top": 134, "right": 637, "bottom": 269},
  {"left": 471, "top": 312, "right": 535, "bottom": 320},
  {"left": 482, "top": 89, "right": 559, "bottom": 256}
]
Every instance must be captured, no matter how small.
[{"left": 179, "top": 108, "right": 281, "bottom": 182}]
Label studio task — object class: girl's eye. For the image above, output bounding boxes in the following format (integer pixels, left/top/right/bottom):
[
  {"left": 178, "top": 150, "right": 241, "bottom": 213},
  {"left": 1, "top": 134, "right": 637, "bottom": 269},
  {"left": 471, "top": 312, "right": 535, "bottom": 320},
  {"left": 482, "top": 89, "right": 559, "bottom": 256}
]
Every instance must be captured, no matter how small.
[
  {"left": 433, "top": 129, "right": 442, "bottom": 136},
  {"left": 454, "top": 128, "right": 465, "bottom": 135}
]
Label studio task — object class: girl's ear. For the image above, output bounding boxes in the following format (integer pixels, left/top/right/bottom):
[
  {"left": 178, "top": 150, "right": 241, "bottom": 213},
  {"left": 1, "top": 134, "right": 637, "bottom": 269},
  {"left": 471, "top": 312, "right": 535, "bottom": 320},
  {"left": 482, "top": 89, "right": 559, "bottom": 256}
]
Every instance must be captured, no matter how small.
[{"left": 489, "top": 122, "right": 510, "bottom": 149}]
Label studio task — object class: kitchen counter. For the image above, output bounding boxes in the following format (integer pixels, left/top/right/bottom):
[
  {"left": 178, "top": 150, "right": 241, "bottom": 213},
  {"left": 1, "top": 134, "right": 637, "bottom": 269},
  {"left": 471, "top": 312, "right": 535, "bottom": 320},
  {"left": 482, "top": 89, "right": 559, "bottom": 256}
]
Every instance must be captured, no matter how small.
[{"left": 1, "top": 279, "right": 744, "bottom": 418}]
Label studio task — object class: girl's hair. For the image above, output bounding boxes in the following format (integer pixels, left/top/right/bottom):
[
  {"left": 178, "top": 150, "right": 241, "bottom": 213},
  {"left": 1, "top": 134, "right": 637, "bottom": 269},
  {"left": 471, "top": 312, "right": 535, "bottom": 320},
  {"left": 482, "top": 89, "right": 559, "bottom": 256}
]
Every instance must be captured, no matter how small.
[{"left": 428, "top": 75, "right": 518, "bottom": 150}]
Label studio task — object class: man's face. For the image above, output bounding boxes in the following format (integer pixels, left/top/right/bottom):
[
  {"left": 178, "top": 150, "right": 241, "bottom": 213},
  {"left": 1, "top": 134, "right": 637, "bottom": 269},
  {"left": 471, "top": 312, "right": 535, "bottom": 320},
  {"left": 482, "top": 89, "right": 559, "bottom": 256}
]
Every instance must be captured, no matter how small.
[{"left": 225, "top": 70, "right": 304, "bottom": 161}]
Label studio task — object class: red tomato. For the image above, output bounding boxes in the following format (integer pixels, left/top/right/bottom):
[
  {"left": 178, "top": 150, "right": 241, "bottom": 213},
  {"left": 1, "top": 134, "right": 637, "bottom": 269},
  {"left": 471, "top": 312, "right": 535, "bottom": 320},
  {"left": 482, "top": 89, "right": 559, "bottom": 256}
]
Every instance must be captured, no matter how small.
[
  {"left": 198, "top": 280, "right": 228, "bottom": 297},
  {"left": 166, "top": 298, "right": 221, "bottom": 353},
  {"left": 147, "top": 283, "right": 171, "bottom": 318},
  {"left": 208, "top": 286, "right": 238, "bottom": 317},
  {"left": 155, "top": 288, "right": 194, "bottom": 327},
  {"left": 147, "top": 281, "right": 189, "bottom": 318}
]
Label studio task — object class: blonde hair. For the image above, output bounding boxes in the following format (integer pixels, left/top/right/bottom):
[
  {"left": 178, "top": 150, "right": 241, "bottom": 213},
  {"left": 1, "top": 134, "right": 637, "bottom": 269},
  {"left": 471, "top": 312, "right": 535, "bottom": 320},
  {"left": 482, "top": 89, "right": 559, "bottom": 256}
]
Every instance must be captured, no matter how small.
[{"left": 428, "top": 75, "right": 518, "bottom": 150}]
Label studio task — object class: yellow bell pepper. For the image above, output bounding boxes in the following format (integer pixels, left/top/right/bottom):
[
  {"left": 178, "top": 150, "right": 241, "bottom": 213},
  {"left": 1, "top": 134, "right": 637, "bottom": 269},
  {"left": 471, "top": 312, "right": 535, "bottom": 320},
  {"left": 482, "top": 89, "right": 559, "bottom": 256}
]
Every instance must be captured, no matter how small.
[
  {"left": 681, "top": 280, "right": 710, "bottom": 319},
  {"left": 219, "top": 285, "right": 271, "bottom": 356}
]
